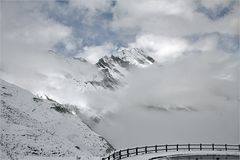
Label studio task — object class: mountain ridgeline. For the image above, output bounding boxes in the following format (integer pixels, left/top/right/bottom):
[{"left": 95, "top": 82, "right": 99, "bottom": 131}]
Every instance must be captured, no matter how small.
[{"left": 88, "top": 48, "right": 155, "bottom": 90}]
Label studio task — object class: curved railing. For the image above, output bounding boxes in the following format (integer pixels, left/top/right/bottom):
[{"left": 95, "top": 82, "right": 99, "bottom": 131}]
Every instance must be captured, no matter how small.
[{"left": 101, "top": 144, "right": 240, "bottom": 160}]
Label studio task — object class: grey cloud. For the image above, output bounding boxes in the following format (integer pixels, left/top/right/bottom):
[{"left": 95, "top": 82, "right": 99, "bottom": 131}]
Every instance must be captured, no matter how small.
[
  {"left": 89, "top": 50, "right": 240, "bottom": 148},
  {"left": 186, "top": 32, "right": 240, "bottom": 54},
  {"left": 196, "top": 0, "right": 237, "bottom": 20}
]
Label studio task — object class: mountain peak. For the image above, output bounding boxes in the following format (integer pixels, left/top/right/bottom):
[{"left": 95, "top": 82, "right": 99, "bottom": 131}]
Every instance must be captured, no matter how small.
[
  {"left": 91, "top": 48, "right": 155, "bottom": 90},
  {"left": 117, "top": 48, "right": 155, "bottom": 67},
  {"left": 96, "top": 48, "right": 155, "bottom": 69}
]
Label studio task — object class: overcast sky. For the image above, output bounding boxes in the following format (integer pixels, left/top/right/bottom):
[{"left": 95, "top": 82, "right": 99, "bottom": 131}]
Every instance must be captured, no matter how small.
[{"left": 1, "top": 0, "right": 239, "bottom": 63}]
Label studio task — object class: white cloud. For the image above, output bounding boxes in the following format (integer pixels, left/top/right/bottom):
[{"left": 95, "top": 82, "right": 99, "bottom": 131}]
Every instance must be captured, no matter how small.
[
  {"left": 1, "top": 1, "right": 80, "bottom": 100},
  {"left": 83, "top": 49, "right": 240, "bottom": 148},
  {"left": 77, "top": 43, "right": 115, "bottom": 63},
  {"left": 2, "top": 1, "right": 72, "bottom": 50},
  {"left": 128, "top": 32, "right": 233, "bottom": 63},
  {"left": 111, "top": 0, "right": 239, "bottom": 36},
  {"left": 4, "top": 18, "right": 71, "bottom": 49},
  {"left": 111, "top": 0, "right": 193, "bottom": 35},
  {"left": 129, "top": 34, "right": 189, "bottom": 62}
]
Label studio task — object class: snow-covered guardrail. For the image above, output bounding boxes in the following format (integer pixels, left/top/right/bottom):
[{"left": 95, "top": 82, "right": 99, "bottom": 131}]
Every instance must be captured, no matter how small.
[{"left": 101, "top": 144, "right": 240, "bottom": 160}]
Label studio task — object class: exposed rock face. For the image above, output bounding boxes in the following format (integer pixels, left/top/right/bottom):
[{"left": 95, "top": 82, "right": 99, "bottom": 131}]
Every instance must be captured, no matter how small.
[{"left": 91, "top": 48, "right": 155, "bottom": 90}]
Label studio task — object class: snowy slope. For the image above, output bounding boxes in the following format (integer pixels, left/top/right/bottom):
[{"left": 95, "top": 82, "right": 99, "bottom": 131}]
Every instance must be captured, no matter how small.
[{"left": 0, "top": 79, "right": 113, "bottom": 160}]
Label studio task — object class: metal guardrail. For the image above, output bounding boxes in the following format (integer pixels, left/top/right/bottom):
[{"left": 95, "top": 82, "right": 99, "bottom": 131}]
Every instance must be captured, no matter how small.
[{"left": 101, "top": 144, "right": 240, "bottom": 160}]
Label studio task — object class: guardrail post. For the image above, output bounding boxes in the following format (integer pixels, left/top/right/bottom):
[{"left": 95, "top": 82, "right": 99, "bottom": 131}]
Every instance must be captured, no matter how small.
[
  {"left": 200, "top": 144, "right": 202, "bottom": 151},
  {"left": 127, "top": 149, "right": 129, "bottom": 157},
  {"left": 176, "top": 144, "right": 178, "bottom": 151},
  {"left": 136, "top": 147, "right": 138, "bottom": 155},
  {"left": 166, "top": 144, "right": 168, "bottom": 152},
  {"left": 155, "top": 145, "right": 157, "bottom": 153},
  {"left": 145, "top": 146, "right": 147, "bottom": 154},
  {"left": 225, "top": 144, "right": 227, "bottom": 151},
  {"left": 239, "top": 145, "right": 240, "bottom": 151},
  {"left": 212, "top": 144, "right": 214, "bottom": 151},
  {"left": 119, "top": 150, "right": 121, "bottom": 159},
  {"left": 188, "top": 144, "right": 190, "bottom": 151},
  {"left": 113, "top": 152, "right": 115, "bottom": 159}
]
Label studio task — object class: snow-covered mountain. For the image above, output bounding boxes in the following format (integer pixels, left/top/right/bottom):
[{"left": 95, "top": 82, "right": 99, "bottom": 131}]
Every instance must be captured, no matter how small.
[
  {"left": 89, "top": 48, "right": 155, "bottom": 90},
  {"left": 0, "top": 48, "right": 155, "bottom": 160},
  {"left": 0, "top": 48, "right": 155, "bottom": 105},
  {"left": 0, "top": 79, "right": 113, "bottom": 160},
  {"left": 52, "top": 48, "right": 155, "bottom": 91}
]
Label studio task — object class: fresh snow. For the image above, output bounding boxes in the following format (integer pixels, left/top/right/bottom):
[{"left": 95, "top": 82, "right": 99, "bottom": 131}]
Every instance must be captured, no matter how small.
[{"left": 0, "top": 79, "right": 112, "bottom": 160}]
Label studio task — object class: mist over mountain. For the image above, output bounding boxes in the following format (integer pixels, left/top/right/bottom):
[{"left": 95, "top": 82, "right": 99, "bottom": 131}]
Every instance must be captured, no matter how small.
[
  {"left": 1, "top": 0, "right": 239, "bottom": 159},
  {"left": 1, "top": 45, "right": 239, "bottom": 149}
]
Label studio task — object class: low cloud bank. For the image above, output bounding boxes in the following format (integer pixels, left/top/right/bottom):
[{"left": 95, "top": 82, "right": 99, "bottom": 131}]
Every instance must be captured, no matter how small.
[{"left": 84, "top": 50, "right": 239, "bottom": 148}]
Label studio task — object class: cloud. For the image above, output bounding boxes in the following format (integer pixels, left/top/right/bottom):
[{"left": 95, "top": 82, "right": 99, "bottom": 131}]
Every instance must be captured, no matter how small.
[
  {"left": 69, "top": 0, "right": 112, "bottom": 14},
  {"left": 196, "top": 0, "right": 237, "bottom": 20},
  {"left": 199, "top": 0, "right": 237, "bottom": 8},
  {"left": 122, "top": 52, "right": 239, "bottom": 109},
  {"left": 4, "top": 0, "right": 237, "bottom": 60},
  {"left": 128, "top": 32, "right": 239, "bottom": 64},
  {"left": 57, "top": 0, "right": 113, "bottom": 26},
  {"left": 77, "top": 43, "right": 116, "bottom": 63},
  {"left": 1, "top": 1, "right": 78, "bottom": 85},
  {"left": 42, "top": 0, "right": 118, "bottom": 54},
  {"left": 111, "top": 0, "right": 239, "bottom": 36},
  {"left": 0, "top": 0, "right": 88, "bottom": 103},
  {"left": 1, "top": 1, "right": 72, "bottom": 50},
  {"left": 187, "top": 33, "right": 240, "bottom": 54},
  {"left": 111, "top": 0, "right": 193, "bottom": 35},
  {"left": 82, "top": 49, "right": 240, "bottom": 148},
  {"left": 1, "top": 0, "right": 239, "bottom": 149},
  {"left": 86, "top": 50, "right": 240, "bottom": 114},
  {"left": 129, "top": 34, "right": 189, "bottom": 62}
]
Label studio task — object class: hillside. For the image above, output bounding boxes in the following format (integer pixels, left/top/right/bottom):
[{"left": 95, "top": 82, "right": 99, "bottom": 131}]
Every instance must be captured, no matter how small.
[{"left": 0, "top": 79, "right": 113, "bottom": 160}]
